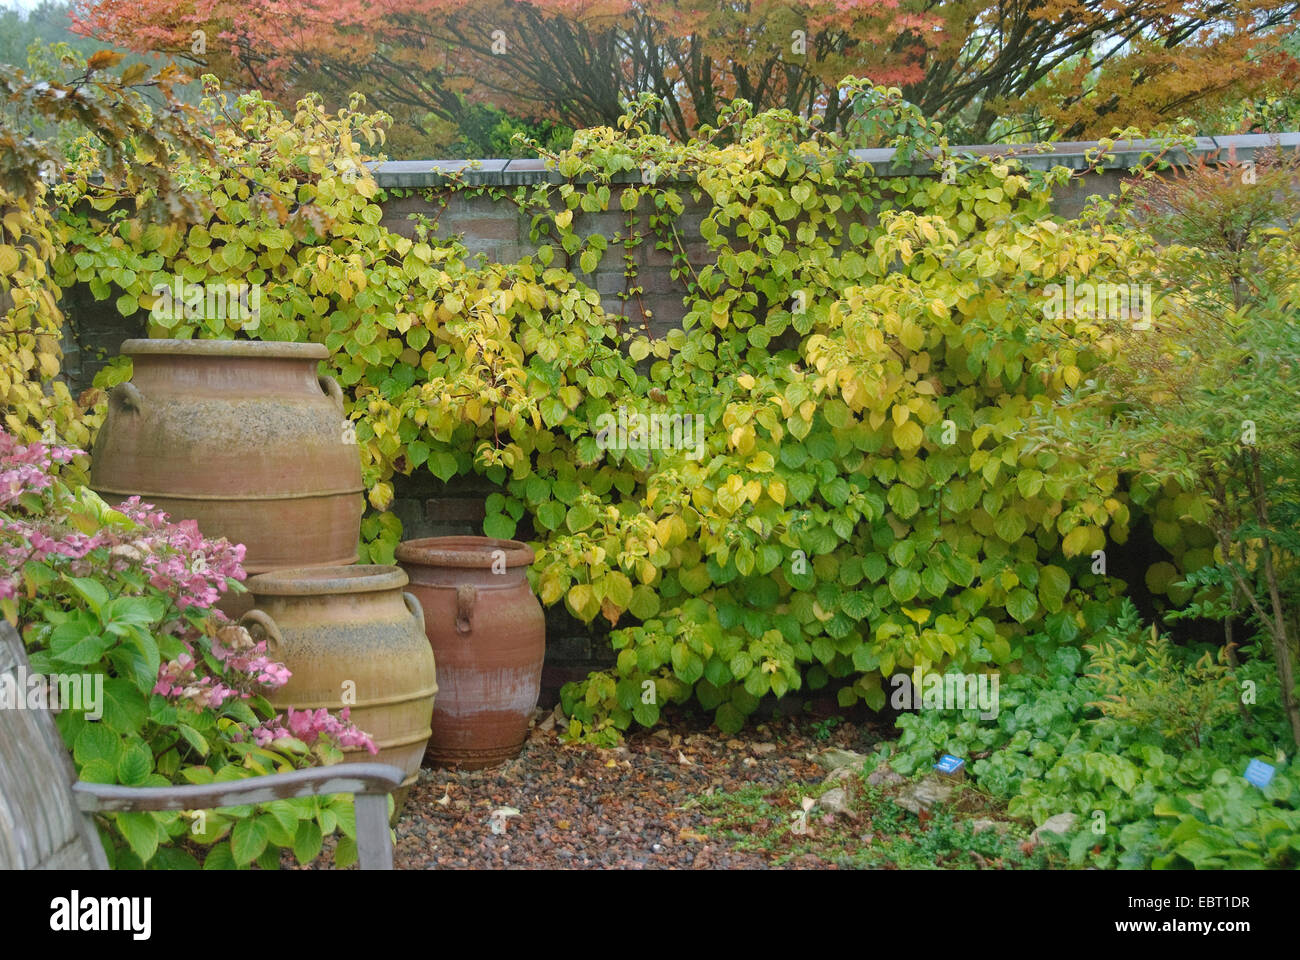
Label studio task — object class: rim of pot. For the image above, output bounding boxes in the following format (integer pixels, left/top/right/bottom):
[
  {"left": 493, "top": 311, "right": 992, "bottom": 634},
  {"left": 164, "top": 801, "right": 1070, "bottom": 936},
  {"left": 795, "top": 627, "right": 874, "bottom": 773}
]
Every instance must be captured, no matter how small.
[
  {"left": 395, "top": 536, "right": 535, "bottom": 569},
  {"left": 122, "top": 338, "right": 329, "bottom": 360},
  {"left": 244, "top": 564, "right": 408, "bottom": 596}
]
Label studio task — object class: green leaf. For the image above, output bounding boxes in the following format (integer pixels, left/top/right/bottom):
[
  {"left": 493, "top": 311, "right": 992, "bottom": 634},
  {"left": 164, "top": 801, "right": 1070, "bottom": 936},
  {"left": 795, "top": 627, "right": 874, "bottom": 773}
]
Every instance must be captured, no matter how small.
[
  {"left": 406, "top": 441, "right": 431, "bottom": 469},
  {"left": 943, "top": 553, "right": 976, "bottom": 587},
  {"left": 117, "top": 741, "right": 153, "bottom": 786},
  {"left": 204, "top": 844, "right": 237, "bottom": 870},
  {"left": 49, "top": 621, "right": 111, "bottom": 666},
  {"left": 888, "top": 484, "right": 920, "bottom": 519},
  {"left": 552, "top": 480, "right": 581, "bottom": 504},
  {"left": 536, "top": 500, "right": 567, "bottom": 531},
  {"left": 176, "top": 723, "right": 210, "bottom": 757},
  {"left": 628, "top": 584, "right": 660, "bottom": 619},
  {"left": 293, "top": 819, "right": 323, "bottom": 865},
  {"left": 79, "top": 758, "right": 117, "bottom": 784},
  {"left": 566, "top": 503, "right": 598, "bottom": 532},
  {"left": 428, "top": 451, "right": 458, "bottom": 482},
  {"left": 334, "top": 835, "right": 358, "bottom": 869},
  {"left": 744, "top": 669, "right": 769, "bottom": 698},
  {"left": 483, "top": 512, "right": 517, "bottom": 539},
  {"left": 888, "top": 568, "right": 922, "bottom": 603},
  {"left": 993, "top": 508, "right": 1027, "bottom": 543},
  {"left": 714, "top": 702, "right": 745, "bottom": 734},
  {"left": 671, "top": 643, "right": 704, "bottom": 684},
  {"left": 862, "top": 554, "right": 888, "bottom": 582},
  {"left": 840, "top": 590, "right": 872, "bottom": 620},
  {"left": 231, "top": 816, "right": 268, "bottom": 866},
  {"left": 66, "top": 577, "right": 111, "bottom": 612},
  {"left": 1006, "top": 587, "right": 1038, "bottom": 623},
  {"left": 633, "top": 698, "right": 660, "bottom": 727},
  {"left": 1037, "top": 565, "right": 1070, "bottom": 614},
  {"left": 116, "top": 812, "right": 160, "bottom": 864},
  {"left": 74, "top": 722, "right": 123, "bottom": 768}
]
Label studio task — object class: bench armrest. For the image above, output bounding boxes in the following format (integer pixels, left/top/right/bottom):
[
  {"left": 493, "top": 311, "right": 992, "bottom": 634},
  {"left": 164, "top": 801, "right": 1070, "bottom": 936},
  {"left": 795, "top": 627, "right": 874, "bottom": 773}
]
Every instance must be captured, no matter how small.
[
  {"left": 72, "top": 763, "right": 406, "bottom": 870},
  {"left": 72, "top": 763, "right": 405, "bottom": 812}
]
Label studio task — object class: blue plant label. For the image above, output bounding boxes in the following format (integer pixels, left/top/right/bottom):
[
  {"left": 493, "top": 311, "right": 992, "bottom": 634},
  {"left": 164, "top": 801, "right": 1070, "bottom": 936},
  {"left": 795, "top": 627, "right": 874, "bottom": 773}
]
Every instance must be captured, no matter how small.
[
  {"left": 935, "top": 754, "right": 965, "bottom": 775},
  {"left": 1243, "top": 759, "right": 1275, "bottom": 788}
]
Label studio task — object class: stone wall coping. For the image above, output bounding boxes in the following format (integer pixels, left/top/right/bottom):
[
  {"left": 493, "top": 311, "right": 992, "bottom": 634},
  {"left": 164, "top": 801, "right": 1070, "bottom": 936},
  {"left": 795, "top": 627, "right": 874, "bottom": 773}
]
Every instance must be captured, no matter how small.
[{"left": 369, "top": 132, "right": 1300, "bottom": 188}]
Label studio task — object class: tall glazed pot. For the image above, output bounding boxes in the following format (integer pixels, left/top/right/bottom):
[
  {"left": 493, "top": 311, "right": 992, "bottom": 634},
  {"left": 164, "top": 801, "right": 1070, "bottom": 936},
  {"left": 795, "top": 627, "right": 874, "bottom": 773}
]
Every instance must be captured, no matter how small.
[
  {"left": 239, "top": 565, "right": 437, "bottom": 813},
  {"left": 90, "top": 339, "right": 364, "bottom": 611},
  {"left": 396, "top": 537, "right": 545, "bottom": 769}
]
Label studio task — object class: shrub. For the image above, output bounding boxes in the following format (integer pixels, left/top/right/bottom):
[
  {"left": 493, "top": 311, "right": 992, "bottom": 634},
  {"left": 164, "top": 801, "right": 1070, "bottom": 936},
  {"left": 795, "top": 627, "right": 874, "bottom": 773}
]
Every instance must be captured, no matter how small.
[
  {"left": 0, "top": 428, "right": 378, "bottom": 868},
  {"left": 52, "top": 79, "right": 1200, "bottom": 738},
  {"left": 1036, "top": 147, "right": 1300, "bottom": 745}
]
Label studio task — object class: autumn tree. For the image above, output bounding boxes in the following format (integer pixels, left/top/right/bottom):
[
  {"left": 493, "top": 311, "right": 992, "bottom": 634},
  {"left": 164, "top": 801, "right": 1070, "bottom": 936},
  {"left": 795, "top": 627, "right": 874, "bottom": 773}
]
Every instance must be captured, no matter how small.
[
  {"left": 69, "top": 0, "right": 1300, "bottom": 146},
  {"left": 1, "top": 47, "right": 213, "bottom": 452}
]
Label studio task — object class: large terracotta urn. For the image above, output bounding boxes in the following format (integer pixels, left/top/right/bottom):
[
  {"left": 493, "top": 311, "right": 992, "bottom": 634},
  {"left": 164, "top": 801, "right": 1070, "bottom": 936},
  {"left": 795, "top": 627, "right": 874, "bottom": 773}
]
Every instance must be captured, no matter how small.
[
  {"left": 90, "top": 339, "right": 364, "bottom": 609},
  {"left": 396, "top": 536, "right": 545, "bottom": 769},
  {"left": 240, "top": 565, "right": 437, "bottom": 811}
]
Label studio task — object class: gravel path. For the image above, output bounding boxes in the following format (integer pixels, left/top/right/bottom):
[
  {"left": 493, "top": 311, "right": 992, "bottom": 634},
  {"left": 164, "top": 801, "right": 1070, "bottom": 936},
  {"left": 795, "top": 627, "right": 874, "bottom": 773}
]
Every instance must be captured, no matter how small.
[{"left": 391, "top": 712, "right": 889, "bottom": 869}]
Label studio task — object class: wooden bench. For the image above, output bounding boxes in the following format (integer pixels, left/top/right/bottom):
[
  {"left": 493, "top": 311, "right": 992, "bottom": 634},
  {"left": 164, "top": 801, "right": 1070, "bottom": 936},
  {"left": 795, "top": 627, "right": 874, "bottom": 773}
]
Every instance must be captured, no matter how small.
[{"left": 0, "top": 621, "right": 404, "bottom": 869}]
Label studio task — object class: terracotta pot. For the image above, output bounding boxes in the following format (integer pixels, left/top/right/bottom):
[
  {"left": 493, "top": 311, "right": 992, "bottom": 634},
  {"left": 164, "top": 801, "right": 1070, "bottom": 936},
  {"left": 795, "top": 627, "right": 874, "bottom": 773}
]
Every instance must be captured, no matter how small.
[
  {"left": 89, "top": 339, "right": 364, "bottom": 609},
  {"left": 239, "top": 565, "right": 437, "bottom": 810},
  {"left": 396, "top": 537, "right": 545, "bottom": 769}
]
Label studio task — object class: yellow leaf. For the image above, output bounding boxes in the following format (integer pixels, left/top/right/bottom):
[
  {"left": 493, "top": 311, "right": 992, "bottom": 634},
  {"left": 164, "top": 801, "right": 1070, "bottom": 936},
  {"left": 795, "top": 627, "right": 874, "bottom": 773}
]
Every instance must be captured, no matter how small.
[
  {"left": 567, "top": 583, "right": 593, "bottom": 617},
  {"left": 768, "top": 480, "right": 787, "bottom": 506},
  {"left": 655, "top": 516, "right": 675, "bottom": 545},
  {"left": 892, "top": 418, "right": 923, "bottom": 451},
  {"left": 1061, "top": 526, "right": 1092, "bottom": 557},
  {"left": 367, "top": 482, "right": 393, "bottom": 511}
]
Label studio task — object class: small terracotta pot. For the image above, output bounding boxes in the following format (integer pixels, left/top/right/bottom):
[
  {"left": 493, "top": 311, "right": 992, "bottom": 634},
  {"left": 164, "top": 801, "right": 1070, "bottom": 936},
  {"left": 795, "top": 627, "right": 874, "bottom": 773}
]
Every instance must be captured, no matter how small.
[
  {"left": 239, "top": 565, "right": 437, "bottom": 813},
  {"left": 396, "top": 537, "right": 545, "bottom": 769}
]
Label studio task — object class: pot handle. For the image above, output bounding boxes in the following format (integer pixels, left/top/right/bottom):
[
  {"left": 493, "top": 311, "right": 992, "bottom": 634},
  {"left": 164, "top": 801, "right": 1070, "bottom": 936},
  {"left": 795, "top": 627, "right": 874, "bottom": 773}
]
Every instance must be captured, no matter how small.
[
  {"left": 403, "top": 591, "right": 425, "bottom": 627},
  {"left": 319, "top": 375, "right": 344, "bottom": 412},
  {"left": 455, "top": 584, "right": 476, "bottom": 635},
  {"left": 240, "top": 609, "right": 284, "bottom": 654},
  {"left": 109, "top": 382, "right": 144, "bottom": 414}
]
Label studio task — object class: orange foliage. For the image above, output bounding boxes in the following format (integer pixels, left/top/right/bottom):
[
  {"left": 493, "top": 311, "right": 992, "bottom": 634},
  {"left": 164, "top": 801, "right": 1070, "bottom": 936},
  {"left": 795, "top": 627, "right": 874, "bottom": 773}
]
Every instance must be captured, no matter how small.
[{"left": 70, "top": 0, "right": 1300, "bottom": 142}]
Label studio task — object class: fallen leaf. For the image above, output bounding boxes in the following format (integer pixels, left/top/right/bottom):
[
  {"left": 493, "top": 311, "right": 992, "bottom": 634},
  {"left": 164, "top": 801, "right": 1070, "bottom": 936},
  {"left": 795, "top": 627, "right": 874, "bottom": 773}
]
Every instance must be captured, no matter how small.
[{"left": 488, "top": 807, "right": 522, "bottom": 835}]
